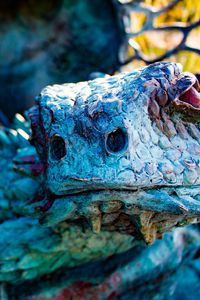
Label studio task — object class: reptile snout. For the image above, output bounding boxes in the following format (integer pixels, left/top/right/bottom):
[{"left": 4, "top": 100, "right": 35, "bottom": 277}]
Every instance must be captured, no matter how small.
[{"left": 29, "top": 62, "right": 200, "bottom": 198}]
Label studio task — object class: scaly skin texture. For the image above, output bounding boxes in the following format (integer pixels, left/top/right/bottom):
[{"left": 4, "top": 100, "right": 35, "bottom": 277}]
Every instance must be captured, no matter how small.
[{"left": 0, "top": 62, "right": 200, "bottom": 299}]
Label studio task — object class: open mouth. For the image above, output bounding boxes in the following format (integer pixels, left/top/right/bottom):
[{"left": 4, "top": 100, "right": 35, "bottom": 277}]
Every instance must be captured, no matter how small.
[
  {"left": 179, "top": 80, "right": 200, "bottom": 107},
  {"left": 25, "top": 63, "right": 200, "bottom": 243},
  {"left": 32, "top": 185, "right": 200, "bottom": 243},
  {"left": 174, "top": 72, "right": 200, "bottom": 108}
]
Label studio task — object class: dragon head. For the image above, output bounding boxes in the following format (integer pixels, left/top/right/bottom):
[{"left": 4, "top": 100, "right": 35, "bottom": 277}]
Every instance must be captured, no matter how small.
[{"left": 29, "top": 62, "right": 200, "bottom": 242}]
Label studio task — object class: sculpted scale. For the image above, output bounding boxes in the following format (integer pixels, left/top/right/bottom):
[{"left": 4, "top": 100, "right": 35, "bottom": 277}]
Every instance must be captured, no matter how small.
[{"left": 0, "top": 62, "right": 200, "bottom": 299}]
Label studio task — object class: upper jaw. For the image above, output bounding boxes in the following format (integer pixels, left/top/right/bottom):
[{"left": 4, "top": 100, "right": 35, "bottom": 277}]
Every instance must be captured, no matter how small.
[
  {"left": 167, "top": 72, "right": 200, "bottom": 108},
  {"left": 47, "top": 183, "right": 198, "bottom": 197},
  {"left": 42, "top": 184, "right": 200, "bottom": 219}
]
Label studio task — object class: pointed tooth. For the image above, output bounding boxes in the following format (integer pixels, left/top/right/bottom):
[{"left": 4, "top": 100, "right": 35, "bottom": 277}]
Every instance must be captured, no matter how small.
[
  {"left": 90, "top": 214, "right": 102, "bottom": 234},
  {"left": 79, "top": 203, "right": 102, "bottom": 233},
  {"left": 140, "top": 211, "right": 158, "bottom": 244}
]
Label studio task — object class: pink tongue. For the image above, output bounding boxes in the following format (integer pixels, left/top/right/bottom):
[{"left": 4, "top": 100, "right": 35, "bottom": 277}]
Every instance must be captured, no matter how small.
[{"left": 180, "top": 87, "right": 200, "bottom": 107}]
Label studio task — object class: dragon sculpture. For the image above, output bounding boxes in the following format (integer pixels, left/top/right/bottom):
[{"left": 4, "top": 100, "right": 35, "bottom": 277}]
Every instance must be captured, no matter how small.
[{"left": 0, "top": 62, "right": 200, "bottom": 299}]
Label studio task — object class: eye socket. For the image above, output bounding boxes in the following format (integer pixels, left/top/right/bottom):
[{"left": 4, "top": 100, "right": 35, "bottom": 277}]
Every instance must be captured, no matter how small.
[
  {"left": 106, "top": 128, "right": 128, "bottom": 154},
  {"left": 50, "top": 135, "right": 66, "bottom": 160}
]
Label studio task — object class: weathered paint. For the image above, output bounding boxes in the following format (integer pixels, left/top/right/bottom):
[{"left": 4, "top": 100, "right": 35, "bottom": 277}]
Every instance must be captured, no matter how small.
[{"left": 0, "top": 62, "right": 200, "bottom": 299}]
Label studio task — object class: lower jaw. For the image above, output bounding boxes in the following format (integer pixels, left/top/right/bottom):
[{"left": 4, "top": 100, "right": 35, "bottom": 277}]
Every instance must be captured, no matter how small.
[{"left": 34, "top": 185, "right": 200, "bottom": 243}]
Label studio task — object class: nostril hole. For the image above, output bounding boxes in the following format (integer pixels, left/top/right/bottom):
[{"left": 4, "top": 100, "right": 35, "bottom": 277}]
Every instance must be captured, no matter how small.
[
  {"left": 50, "top": 135, "right": 66, "bottom": 160},
  {"left": 106, "top": 128, "right": 128, "bottom": 154}
]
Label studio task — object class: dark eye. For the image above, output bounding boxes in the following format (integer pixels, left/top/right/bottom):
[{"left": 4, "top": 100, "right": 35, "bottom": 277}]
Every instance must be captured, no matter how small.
[
  {"left": 106, "top": 128, "right": 128, "bottom": 153},
  {"left": 50, "top": 135, "right": 66, "bottom": 160}
]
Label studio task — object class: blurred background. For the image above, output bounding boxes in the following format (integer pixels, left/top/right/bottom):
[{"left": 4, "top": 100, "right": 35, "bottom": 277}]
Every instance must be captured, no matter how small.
[
  {"left": 0, "top": 0, "right": 199, "bottom": 124},
  {"left": 119, "top": 0, "right": 200, "bottom": 71}
]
